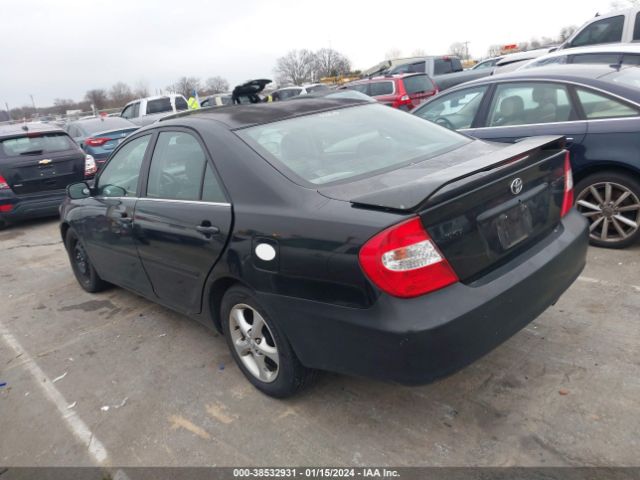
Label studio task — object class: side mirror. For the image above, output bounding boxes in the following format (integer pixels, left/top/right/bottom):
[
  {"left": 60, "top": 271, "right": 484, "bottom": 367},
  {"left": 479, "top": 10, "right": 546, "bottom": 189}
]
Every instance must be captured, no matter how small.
[
  {"left": 67, "top": 182, "right": 91, "bottom": 200},
  {"left": 101, "top": 185, "right": 127, "bottom": 197}
]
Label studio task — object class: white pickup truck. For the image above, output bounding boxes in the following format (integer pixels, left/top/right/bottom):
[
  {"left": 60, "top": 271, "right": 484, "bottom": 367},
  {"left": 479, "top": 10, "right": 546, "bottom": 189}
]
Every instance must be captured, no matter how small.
[
  {"left": 559, "top": 7, "right": 640, "bottom": 50},
  {"left": 120, "top": 94, "right": 189, "bottom": 126}
]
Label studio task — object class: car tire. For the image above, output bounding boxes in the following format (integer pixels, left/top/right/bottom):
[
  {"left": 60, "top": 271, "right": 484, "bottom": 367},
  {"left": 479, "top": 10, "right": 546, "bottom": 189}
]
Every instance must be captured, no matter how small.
[
  {"left": 65, "top": 229, "right": 109, "bottom": 292},
  {"left": 221, "top": 285, "right": 315, "bottom": 398},
  {"left": 575, "top": 171, "right": 640, "bottom": 249}
]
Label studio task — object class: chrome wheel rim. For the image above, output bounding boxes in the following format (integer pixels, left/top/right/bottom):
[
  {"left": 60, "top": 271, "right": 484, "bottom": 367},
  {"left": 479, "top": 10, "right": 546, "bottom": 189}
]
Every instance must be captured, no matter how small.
[
  {"left": 229, "top": 304, "right": 279, "bottom": 383},
  {"left": 576, "top": 181, "right": 640, "bottom": 243}
]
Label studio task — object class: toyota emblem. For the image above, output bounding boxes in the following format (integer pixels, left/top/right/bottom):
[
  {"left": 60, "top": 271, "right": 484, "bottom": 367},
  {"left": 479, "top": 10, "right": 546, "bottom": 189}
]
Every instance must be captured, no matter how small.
[{"left": 510, "top": 178, "right": 523, "bottom": 195}]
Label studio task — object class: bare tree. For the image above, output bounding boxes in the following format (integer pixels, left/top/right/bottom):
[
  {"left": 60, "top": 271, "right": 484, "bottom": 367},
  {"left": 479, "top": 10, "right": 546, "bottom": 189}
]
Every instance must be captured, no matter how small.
[
  {"left": 274, "top": 49, "right": 316, "bottom": 85},
  {"left": 384, "top": 48, "right": 402, "bottom": 60},
  {"left": 487, "top": 44, "right": 503, "bottom": 57},
  {"left": 84, "top": 89, "right": 108, "bottom": 109},
  {"left": 313, "top": 48, "right": 351, "bottom": 79},
  {"left": 411, "top": 48, "right": 426, "bottom": 57},
  {"left": 168, "top": 77, "right": 201, "bottom": 98},
  {"left": 205, "top": 76, "right": 230, "bottom": 94},
  {"left": 449, "top": 42, "right": 468, "bottom": 59},
  {"left": 559, "top": 25, "right": 577, "bottom": 42},
  {"left": 53, "top": 98, "right": 75, "bottom": 114},
  {"left": 109, "top": 82, "right": 134, "bottom": 107},
  {"left": 132, "top": 80, "right": 150, "bottom": 98}
]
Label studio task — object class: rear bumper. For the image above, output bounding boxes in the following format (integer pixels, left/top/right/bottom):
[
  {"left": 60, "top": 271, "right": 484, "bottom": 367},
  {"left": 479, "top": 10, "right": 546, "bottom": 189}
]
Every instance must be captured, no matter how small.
[
  {"left": 258, "top": 210, "right": 589, "bottom": 384},
  {"left": 0, "top": 189, "right": 66, "bottom": 223}
]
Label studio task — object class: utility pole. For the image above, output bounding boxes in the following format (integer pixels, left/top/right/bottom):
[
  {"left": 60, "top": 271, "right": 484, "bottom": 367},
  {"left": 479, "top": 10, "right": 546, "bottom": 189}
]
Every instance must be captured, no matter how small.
[
  {"left": 29, "top": 94, "right": 37, "bottom": 116},
  {"left": 463, "top": 41, "right": 470, "bottom": 60},
  {"left": 4, "top": 102, "right": 10, "bottom": 120}
]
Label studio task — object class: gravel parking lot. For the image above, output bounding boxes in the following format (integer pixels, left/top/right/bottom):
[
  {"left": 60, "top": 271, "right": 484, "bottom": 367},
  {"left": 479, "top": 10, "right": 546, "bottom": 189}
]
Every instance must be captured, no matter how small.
[{"left": 1, "top": 218, "right": 639, "bottom": 467}]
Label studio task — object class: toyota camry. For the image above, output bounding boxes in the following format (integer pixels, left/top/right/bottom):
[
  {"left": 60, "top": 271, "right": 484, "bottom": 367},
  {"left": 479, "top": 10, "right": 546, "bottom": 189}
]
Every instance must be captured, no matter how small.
[{"left": 60, "top": 95, "right": 588, "bottom": 397}]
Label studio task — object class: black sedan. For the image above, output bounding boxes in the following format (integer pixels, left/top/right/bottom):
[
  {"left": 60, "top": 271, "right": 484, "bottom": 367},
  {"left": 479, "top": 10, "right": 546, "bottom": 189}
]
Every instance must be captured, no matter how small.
[
  {"left": 60, "top": 96, "right": 588, "bottom": 397},
  {"left": 413, "top": 64, "right": 640, "bottom": 248}
]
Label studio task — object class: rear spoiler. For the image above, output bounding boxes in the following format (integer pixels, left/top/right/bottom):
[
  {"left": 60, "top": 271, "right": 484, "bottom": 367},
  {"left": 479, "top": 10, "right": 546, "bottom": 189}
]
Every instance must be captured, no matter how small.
[{"left": 347, "top": 136, "right": 566, "bottom": 212}]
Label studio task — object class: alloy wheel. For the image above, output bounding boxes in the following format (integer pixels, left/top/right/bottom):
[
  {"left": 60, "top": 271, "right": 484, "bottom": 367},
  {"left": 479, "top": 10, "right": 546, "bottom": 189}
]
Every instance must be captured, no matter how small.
[
  {"left": 576, "top": 181, "right": 640, "bottom": 244},
  {"left": 229, "top": 304, "right": 279, "bottom": 383}
]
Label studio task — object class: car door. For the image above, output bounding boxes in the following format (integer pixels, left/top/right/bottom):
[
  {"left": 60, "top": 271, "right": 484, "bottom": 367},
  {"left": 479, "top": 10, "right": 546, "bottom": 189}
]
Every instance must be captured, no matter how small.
[
  {"left": 134, "top": 129, "right": 232, "bottom": 313},
  {"left": 573, "top": 86, "right": 640, "bottom": 177},
  {"left": 78, "top": 134, "right": 155, "bottom": 296},
  {"left": 462, "top": 81, "right": 587, "bottom": 162}
]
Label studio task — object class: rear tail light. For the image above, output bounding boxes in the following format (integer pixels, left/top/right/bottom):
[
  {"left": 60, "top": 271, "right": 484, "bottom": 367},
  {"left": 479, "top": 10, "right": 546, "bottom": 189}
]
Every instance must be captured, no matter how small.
[
  {"left": 85, "top": 137, "right": 111, "bottom": 147},
  {"left": 0, "top": 204, "right": 13, "bottom": 213},
  {"left": 393, "top": 94, "right": 413, "bottom": 111},
  {"left": 0, "top": 174, "right": 10, "bottom": 191},
  {"left": 560, "top": 151, "right": 574, "bottom": 217},
  {"left": 359, "top": 216, "right": 459, "bottom": 298},
  {"left": 84, "top": 155, "right": 97, "bottom": 177}
]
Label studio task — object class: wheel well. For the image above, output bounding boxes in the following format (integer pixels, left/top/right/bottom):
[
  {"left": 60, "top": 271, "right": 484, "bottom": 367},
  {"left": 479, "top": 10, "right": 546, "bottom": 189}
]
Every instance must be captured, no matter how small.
[
  {"left": 208, "top": 277, "right": 244, "bottom": 333},
  {"left": 574, "top": 164, "right": 640, "bottom": 186}
]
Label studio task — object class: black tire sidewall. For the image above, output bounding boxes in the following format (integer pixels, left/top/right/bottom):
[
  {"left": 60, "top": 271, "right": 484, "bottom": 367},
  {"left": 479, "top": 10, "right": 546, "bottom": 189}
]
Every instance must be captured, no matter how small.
[
  {"left": 575, "top": 171, "right": 640, "bottom": 249},
  {"left": 221, "top": 285, "right": 307, "bottom": 398},
  {"left": 65, "top": 229, "right": 103, "bottom": 292}
]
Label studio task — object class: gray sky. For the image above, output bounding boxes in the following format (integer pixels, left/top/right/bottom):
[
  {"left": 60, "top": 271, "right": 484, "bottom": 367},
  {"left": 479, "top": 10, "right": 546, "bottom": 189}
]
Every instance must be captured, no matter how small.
[{"left": 1, "top": 0, "right": 615, "bottom": 108}]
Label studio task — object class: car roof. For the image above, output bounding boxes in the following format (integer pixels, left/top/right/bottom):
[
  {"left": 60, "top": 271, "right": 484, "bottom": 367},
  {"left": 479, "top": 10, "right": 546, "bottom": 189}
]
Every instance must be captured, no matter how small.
[
  {"left": 0, "top": 123, "right": 64, "bottom": 139},
  {"left": 348, "top": 73, "right": 424, "bottom": 84},
  {"left": 521, "top": 43, "right": 640, "bottom": 68},
  {"left": 157, "top": 96, "right": 372, "bottom": 130},
  {"left": 433, "top": 64, "right": 640, "bottom": 103}
]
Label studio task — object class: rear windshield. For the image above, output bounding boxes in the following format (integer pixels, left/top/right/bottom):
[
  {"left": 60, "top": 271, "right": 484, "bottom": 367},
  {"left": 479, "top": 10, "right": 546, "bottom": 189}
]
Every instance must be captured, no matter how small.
[
  {"left": 0, "top": 132, "right": 75, "bottom": 158},
  {"left": 146, "top": 98, "right": 173, "bottom": 115},
  {"left": 237, "top": 103, "right": 469, "bottom": 185},
  {"left": 608, "top": 67, "right": 640, "bottom": 89},
  {"left": 403, "top": 75, "right": 434, "bottom": 94}
]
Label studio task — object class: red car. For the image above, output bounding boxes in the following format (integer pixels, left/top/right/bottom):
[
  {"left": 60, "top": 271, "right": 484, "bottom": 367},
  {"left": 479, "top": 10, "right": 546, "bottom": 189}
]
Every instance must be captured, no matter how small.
[{"left": 344, "top": 73, "right": 438, "bottom": 110}]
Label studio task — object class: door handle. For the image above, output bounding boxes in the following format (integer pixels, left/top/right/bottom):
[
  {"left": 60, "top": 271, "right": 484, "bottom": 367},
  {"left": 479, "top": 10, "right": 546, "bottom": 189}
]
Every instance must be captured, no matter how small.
[{"left": 196, "top": 225, "right": 220, "bottom": 235}]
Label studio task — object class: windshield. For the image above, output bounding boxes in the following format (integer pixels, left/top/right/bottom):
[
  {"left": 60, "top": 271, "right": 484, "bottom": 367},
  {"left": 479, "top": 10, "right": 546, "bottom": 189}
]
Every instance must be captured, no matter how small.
[
  {"left": 608, "top": 67, "right": 640, "bottom": 89},
  {"left": 237, "top": 103, "right": 470, "bottom": 185},
  {"left": 0, "top": 132, "right": 75, "bottom": 158}
]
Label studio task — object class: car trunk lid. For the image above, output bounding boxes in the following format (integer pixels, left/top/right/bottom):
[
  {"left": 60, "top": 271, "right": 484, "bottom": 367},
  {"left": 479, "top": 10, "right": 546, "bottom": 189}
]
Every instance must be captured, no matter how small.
[{"left": 319, "top": 136, "right": 568, "bottom": 282}]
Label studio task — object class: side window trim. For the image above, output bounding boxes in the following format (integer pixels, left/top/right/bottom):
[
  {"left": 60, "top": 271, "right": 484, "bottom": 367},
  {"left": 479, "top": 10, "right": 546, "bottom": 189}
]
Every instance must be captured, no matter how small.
[
  {"left": 138, "top": 126, "right": 230, "bottom": 204},
  {"left": 472, "top": 83, "right": 497, "bottom": 128}
]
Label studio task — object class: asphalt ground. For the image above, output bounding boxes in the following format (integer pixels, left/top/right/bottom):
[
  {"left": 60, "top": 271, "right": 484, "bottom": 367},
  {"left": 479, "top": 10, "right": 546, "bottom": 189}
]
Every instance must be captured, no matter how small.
[{"left": 1, "top": 218, "right": 639, "bottom": 467}]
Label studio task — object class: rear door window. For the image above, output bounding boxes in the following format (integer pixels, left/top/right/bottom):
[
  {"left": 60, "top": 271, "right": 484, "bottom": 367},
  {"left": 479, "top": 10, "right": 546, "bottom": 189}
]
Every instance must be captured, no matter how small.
[
  {"left": 576, "top": 88, "right": 639, "bottom": 119},
  {"left": 347, "top": 83, "right": 370, "bottom": 95},
  {"left": 570, "top": 15, "right": 624, "bottom": 47},
  {"left": 414, "top": 86, "right": 488, "bottom": 129},
  {"left": 487, "top": 82, "right": 573, "bottom": 126},
  {"left": 403, "top": 75, "right": 435, "bottom": 95},
  {"left": 634, "top": 12, "right": 640, "bottom": 41},
  {"left": 201, "top": 164, "right": 227, "bottom": 203},
  {"left": 146, "top": 131, "right": 206, "bottom": 201},
  {"left": 0, "top": 132, "right": 75, "bottom": 158},
  {"left": 98, "top": 135, "right": 151, "bottom": 197},
  {"left": 146, "top": 98, "right": 173, "bottom": 115},
  {"left": 368, "top": 82, "right": 394, "bottom": 96}
]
